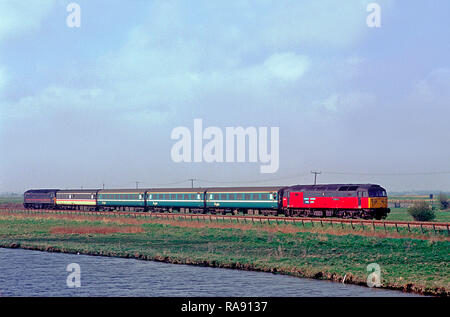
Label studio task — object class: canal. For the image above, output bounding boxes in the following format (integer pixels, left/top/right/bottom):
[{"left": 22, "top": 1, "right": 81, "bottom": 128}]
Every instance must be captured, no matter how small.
[{"left": 0, "top": 248, "right": 419, "bottom": 297}]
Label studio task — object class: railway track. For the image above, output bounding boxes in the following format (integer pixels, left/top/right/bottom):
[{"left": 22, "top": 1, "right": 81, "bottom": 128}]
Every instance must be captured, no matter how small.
[{"left": 1, "top": 207, "right": 449, "bottom": 235}]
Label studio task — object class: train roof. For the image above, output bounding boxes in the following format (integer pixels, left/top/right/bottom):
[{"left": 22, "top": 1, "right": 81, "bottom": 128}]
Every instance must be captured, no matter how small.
[
  {"left": 205, "top": 186, "right": 286, "bottom": 192},
  {"left": 24, "top": 189, "right": 59, "bottom": 193},
  {"left": 98, "top": 189, "right": 146, "bottom": 194},
  {"left": 287, "top": 184, "right": 385, "bottom": 191},
  {"left": 57, "top": 189, "right": 100, "bottom": 194}
]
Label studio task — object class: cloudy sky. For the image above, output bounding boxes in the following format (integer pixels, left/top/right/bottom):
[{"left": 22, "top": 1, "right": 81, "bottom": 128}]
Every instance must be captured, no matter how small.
[{"left": 0, "top": 0, "right": 449, "bottom": 193}]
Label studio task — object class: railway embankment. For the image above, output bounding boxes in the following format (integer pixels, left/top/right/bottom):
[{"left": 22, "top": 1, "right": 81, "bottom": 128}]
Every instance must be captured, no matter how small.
[{"left": 0, "top": 209, "right": 448, "bottom": 296}]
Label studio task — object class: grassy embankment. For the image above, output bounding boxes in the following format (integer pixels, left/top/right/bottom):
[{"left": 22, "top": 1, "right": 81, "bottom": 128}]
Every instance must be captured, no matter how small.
[{"left": 0, "top": 210, "right": 448, "bottom": 296}]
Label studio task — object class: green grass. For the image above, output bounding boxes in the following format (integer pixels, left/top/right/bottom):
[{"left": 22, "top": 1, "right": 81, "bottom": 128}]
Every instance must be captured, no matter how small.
[
  {"left": 0, "top": 196, "right": 23, "bottom": 205},
  {"left": 0, "top": 213, "right": 448, "bottom": 296},
  {"left": 386, "top": 207, "right": 450, "bottom": 222}
]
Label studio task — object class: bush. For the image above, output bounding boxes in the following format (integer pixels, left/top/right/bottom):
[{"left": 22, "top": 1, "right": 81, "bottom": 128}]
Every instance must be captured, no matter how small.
[
  {"left": 408, "top": 201, "right": 435, "bottom": 221},
  {"left": 438, "top": 192, "right": 449, "bottom": 210}
]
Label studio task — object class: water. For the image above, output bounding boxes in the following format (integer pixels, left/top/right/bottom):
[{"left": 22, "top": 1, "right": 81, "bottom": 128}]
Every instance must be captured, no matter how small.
[{"left": 0, "top": 248, "right": 419, "bottom": 297}]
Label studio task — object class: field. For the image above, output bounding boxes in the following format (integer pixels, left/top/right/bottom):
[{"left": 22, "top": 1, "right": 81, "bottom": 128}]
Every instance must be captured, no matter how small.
[
  {"left": 0, "top": 208, "right": 448, "bottom": 296},
  {"left": 386, "top": 207, "right": 450, "bottom": 222}
]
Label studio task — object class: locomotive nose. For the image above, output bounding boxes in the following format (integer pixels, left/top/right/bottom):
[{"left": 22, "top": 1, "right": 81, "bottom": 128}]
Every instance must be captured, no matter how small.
[{"left": 369, "top": 197, "right": 388, "bottom": 208}]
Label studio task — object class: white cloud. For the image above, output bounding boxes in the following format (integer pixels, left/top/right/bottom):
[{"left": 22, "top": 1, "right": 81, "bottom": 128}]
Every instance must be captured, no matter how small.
[
  {"left": 0, "top": 0, "right": 56, "bottom": 41},
  {"left": 318, "top": 92, "right": 376, "bottom": 113},
  {"left": 0, "top": 66, "right": 6, "bottom": 93},
  {"left": 262, "top": 53, "right": 310, "bottom": 81},
  {"left": 413, "top": 68, "right": 450, "bottom": 100}
]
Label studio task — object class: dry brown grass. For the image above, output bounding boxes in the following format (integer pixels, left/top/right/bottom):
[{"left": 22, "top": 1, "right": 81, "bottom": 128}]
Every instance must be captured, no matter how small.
[{"left": 50, "top": 225, "right": 144, "bottom": 235}]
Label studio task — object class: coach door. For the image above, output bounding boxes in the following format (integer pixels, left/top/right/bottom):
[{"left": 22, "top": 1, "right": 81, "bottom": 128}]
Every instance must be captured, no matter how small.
[{"left": 357, "top": 191, "right": 363, "bottom": 208}]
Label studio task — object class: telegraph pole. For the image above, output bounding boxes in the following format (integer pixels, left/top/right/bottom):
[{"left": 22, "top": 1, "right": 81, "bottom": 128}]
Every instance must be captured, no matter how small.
[
  {"left": 135, "top": 181, "right": 140, "bottom": 189},
  {"left": 188, "top": 178, "right": 196, "bottom": 188},
  {"left": 311, "top": 171, "right": 321, "bottom": 185}
]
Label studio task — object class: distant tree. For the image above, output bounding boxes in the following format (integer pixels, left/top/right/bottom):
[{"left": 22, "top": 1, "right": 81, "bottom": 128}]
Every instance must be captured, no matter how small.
[
  {"left": 408, "top": 201, "right": 435, "bottom": 221},
  {"left": 438, "top": 192, "right": 449, "bottom": 210}
]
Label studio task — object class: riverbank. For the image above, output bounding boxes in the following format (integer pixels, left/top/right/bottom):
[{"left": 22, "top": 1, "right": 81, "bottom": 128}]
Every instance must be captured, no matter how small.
[{"left": 0, "top": 211, "right": 448, "bottom": 296}]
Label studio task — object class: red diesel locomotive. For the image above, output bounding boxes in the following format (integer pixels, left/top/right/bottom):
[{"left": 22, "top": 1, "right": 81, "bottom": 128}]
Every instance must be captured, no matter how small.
[{"left": 283, "top": 184, "right": 389, "bottom": 219}]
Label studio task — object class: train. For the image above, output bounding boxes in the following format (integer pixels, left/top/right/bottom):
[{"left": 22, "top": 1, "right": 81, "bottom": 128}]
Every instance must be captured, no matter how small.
[{"left": 23, "top": 184, "right": 390, "bottom": 219}]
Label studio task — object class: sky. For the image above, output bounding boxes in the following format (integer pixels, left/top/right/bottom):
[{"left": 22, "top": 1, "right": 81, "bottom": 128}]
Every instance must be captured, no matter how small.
[{"left": 0, "top": 0, "right": 449, "bottom": 193}]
